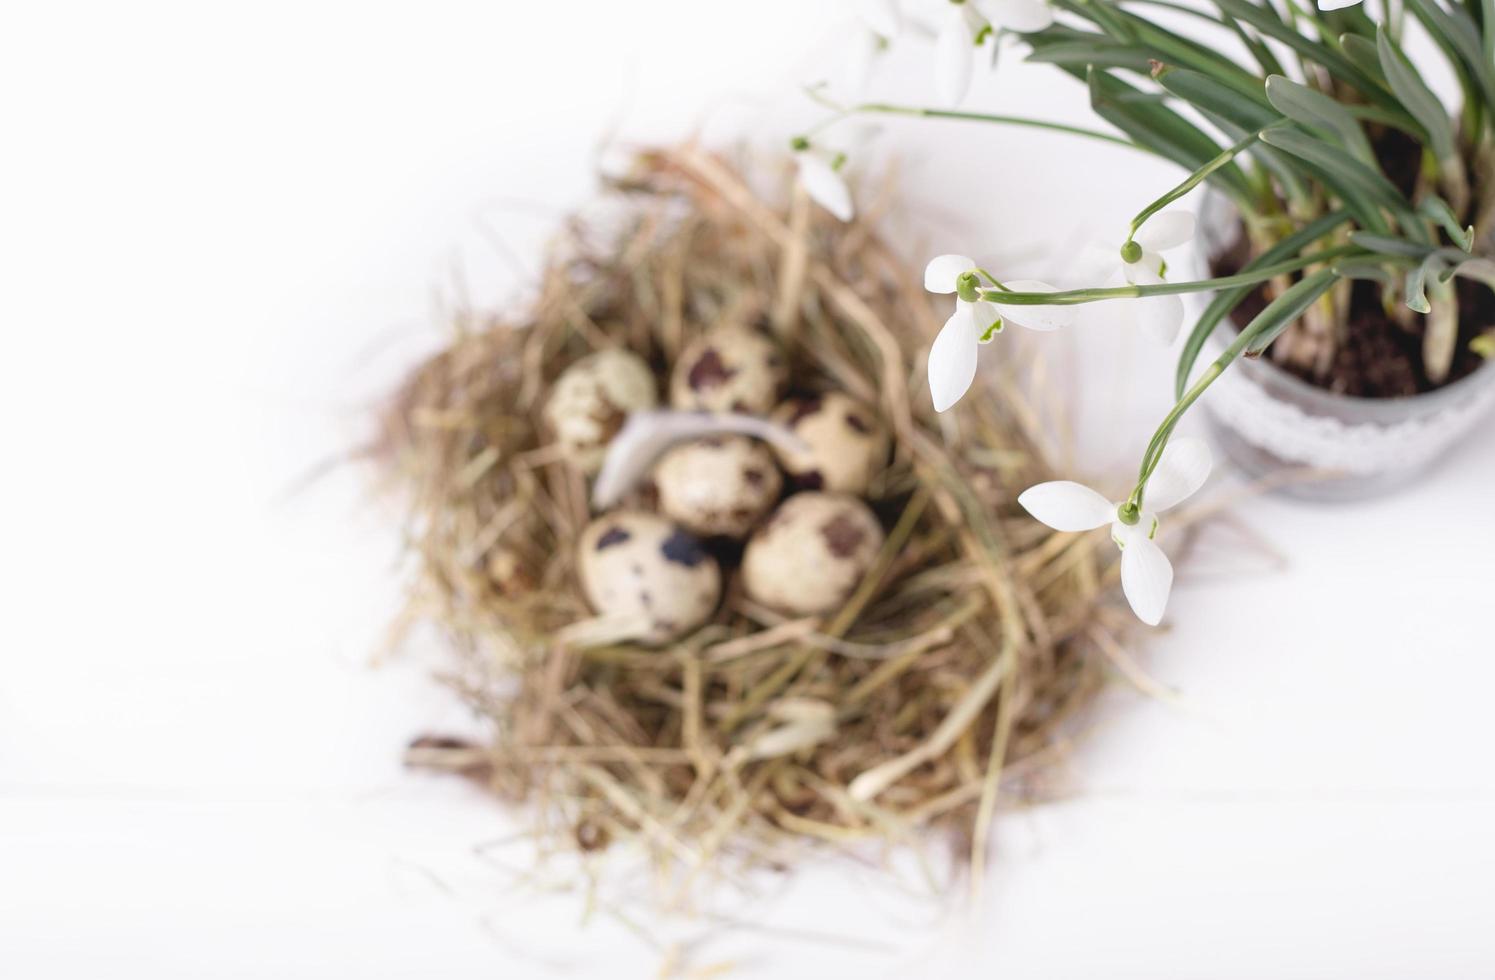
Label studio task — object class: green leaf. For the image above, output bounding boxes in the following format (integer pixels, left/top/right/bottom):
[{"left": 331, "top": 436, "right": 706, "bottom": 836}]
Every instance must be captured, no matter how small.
[
  {"left": 1331, "top": 261, "right": 1397, "bottom": 286},
  {"left": 1343, "top": 101, "right": 1426, "bottom": 134},
  {"left": 1339, "top": 34, "right": 1414, "bottom": 117},
  {"left": 1157, "top": 67, "right": 1277, "bottom": 133},
  {"left": 1264, "top": 75, "right": 1377, "bottom": 165},
  {"left": 1338, "top": 33, "right": 1380, "bottom": 76},
  {"left": 1023, "top": 24, "right": 1156, "bottom": 73},
  {"left": 1403, "top": 0, "right": 1495, "bottom": 113},
  {"left": 1174, "top": 211, "right": 1350, "bottom": 397},
  {"left": 1260, "top": 126, "right": 1411, "bottom": 222},
  {"left": 1087, "top": 68, "right": 1256, "bottom": 207},
  {"left": 1417, "top": 196, "right": 1475, "bottom": 250},
  {"left": 1154, "top": 67, "right": 1313, "bottom": 206},
  {"left": 1078, "top": 0, "right": 1140, "bottom": 43},
  {"left": 1484, "top": 0, "right": 1495, "bottom": 64},
  {"left": 1329, "top": 2, "right": 1382, "bottom": 43},
  {"left": 1348, "top": 232, "right": 1436, "bottom": 257},
  {"left": 1227, "top": 17, "right": 1286, "bottom": 77},
  {"left": 1108, "top": 8, "right": 1268, "bottom": 104},
  {"left": 1056, "top": 0, "right": 1267, "bottom": 103},
  {"left": 1436, "top": 252, "right": 1495, "bottom": 285},
  {"left": 1212, "top": 0, "right": 1396, "bottom": 109},
  {"left": 1405, "top": 259, "right": 1434, "bottom": 314},
  {"left": 1243, "top": 269, "right": 1341, "bottom": 355},
  {"left": 1451, "top": 258, "right": 1495, "bottom": 291},
  {"left": 1376, "top": 27, "right": 1456, "bottom": 165},
  {"left": 1025, "top": 41, "right": 1154, "bottom": 73}
]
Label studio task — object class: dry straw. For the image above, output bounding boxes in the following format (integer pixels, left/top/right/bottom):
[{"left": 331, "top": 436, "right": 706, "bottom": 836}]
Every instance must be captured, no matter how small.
[{"left": 379, "top": 144, "right": 1130, "bottom": 906}]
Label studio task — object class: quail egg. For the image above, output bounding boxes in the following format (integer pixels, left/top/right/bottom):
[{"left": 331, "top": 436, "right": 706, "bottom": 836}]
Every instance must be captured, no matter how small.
[
  {"left": 545, "top": 349, "right": 658, "bottom": 473},
  {"left": 670, "top": 323, "right": 788, "bottom": 414},
  {"left": 769, "top": 392, "right": 889, "bottom": 495},
  {"left": 741, "top": 492, "right": 884, "bottom": 616},
  {"left": 653, "top": 436, "right": 783, "bottom": 539},
  {"left": 577, "top": 511, "right": 721, "bottom": 644}
]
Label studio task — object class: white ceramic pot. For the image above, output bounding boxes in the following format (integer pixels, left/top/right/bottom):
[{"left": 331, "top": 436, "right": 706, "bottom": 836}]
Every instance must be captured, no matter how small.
[{"left": 1185, "top": 194, "right": 1495, "bottom": 500}]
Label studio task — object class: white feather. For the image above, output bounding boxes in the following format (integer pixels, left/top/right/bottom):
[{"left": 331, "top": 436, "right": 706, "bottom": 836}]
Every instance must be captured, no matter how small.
[{"left": 591, "top": 410, "right": 807, "bottom": 510}]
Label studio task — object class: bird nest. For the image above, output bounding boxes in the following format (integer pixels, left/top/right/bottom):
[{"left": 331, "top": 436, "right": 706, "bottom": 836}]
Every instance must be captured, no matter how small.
[{"left": 378, "top": 145, "right": 1129, "bottom": 904}]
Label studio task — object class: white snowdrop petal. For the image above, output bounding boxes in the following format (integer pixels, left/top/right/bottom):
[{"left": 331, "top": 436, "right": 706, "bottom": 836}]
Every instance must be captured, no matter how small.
[
  {"left": 928, "top": 306, "right": 979, "bottom": 412},
  {"left": 1136, "top": 292, "right": 1185, "bottom": 344},
  {"left": 1145, "top": 436, "right": 1212, "bottom": 512},
  {"left": 1110, "top": 518, "right": 1149, "bottom": 548},
  {"left": 1120, "top": 534, "right": 1173, "bottom": 626},
  {"left": 1123, "top": 253, "right": 1166, "bottom": 286},
  {"left": 1316, "top": 0, "right": 1362, "bottom": 9},
  {"left": 924, "top": 253, "right": 976, "bottom": 292},
  {"left": 861, "top": 0, "right": 902, "bottom": 37},
  {"left": 1135, "top": 210, "right": 1196, "bottom": 252},
  {"left": 935, "top": 9, "right": 975, "bottom": 105},
  {"left": 1018, "top": 481, "right": 1116, "bottom": 532},
  {"left": 1078, "top": 242, "right": 1125, "bottom": 284},
  {"left": 985, "top": 0, "right": 1055, "bottom": 33},
  {"left": 991, "top": 279, "right": 1074, "bottom": 332},
  {"left": 795, "top": 152, "right": 854, "bottom": 222},
  {"left": 970, "top": 299, "right": 1002, "bottom": 341}
]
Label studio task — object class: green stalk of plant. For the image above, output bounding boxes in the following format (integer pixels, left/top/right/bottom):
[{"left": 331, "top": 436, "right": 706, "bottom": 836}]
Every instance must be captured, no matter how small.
[
  {"left": 977, "top": 245, "right": 1358, "bottom": 306},
  {"left": 1125, "top": 268, "right": 1341, "bottom": 516}
]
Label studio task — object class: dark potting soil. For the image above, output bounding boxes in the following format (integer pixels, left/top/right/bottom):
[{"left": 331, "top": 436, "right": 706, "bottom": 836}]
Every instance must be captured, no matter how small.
[
  {"left": 1211, "top": 233, "right": 1492, "bottom": 398},
  {"left": 1211, "top": 125, "right": 1492, "bottom": 398}
]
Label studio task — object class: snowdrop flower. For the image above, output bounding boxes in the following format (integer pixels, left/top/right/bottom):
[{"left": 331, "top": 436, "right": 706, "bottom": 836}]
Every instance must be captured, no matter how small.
[
  {"left": 791, "top": 138, "right": 854, "bottom": 221},
  {"left": 924, "top": 254, "right": 1073, "bottom": 412},
  {"left": 934, "top": 0, "right": 1054, "bottom": 105},
  {"left": 1116, "top": 209, "right": 1196, "bottom": 344},
  {"left": 1317, "top": 0, "right": 1362, "bottom": 9},
  {"left": 1018, "top": 437, "right": 1211, "bottom": 625},
  {"left": 844, "top": 0, "right": 903, "bottom": 95}
]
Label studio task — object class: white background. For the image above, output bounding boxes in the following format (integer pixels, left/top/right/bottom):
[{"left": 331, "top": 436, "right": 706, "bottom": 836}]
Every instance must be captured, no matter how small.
[{"left": 3, "top": 2, "right": 1494, "bottom": 977}]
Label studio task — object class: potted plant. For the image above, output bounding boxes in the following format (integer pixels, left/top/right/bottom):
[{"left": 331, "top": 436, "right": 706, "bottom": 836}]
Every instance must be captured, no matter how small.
[{"left": 793, "top": 0, "right": 1495, "bottom": 620}]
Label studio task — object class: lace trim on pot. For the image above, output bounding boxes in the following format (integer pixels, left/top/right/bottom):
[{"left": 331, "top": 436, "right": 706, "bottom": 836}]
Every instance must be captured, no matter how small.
[{"left": 1205, "top": 360, "right": 1495, "bottom": 475}]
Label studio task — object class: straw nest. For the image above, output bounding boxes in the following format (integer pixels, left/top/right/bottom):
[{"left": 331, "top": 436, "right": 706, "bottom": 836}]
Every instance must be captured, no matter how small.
[{"left": 379, "top": 145, "right": 1129, "bottom": 900}]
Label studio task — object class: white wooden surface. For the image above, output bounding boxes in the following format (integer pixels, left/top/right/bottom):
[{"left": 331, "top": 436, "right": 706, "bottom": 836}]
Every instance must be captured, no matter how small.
[{"left": 4, "top": 2, "right": 1494, "bottom": 976}]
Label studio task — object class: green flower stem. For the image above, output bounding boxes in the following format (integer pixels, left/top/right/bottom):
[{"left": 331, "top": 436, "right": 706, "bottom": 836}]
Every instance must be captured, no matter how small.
[
  {"left": 1127, "top": 267, "right": 1341, "bottom": 510},
  {"left": 850, "top": 102, "right": 1143, "bottom": 150},
  {"left": 1127, "top": 355, "right": 1232, "bottom": 513},
  {"left": 975, "top": 245, "right": 1360, "bottom": 306},
  {"left": 1129, "top": 128, "right": 1269, "bottom": 240}
]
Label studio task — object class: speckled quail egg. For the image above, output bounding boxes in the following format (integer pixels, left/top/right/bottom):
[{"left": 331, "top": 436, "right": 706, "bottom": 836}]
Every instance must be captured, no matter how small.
[
  {"left": 577, "top": 511, "right": 721, "bottom": 644},
  {"left": 769, "top": 392, "right": 889, "bottom": 495},
  {"left": 545, "top": 349, "right": 658, "bottom": 473},
  {"left": 653, "top": 436, "right": 783, "bottom": 539},
  {"left": 670, "top": 323, "right": 788, "bottom": 414},
  {"left": 741, "top": 492, "right": 885, "bottom": 616}
]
